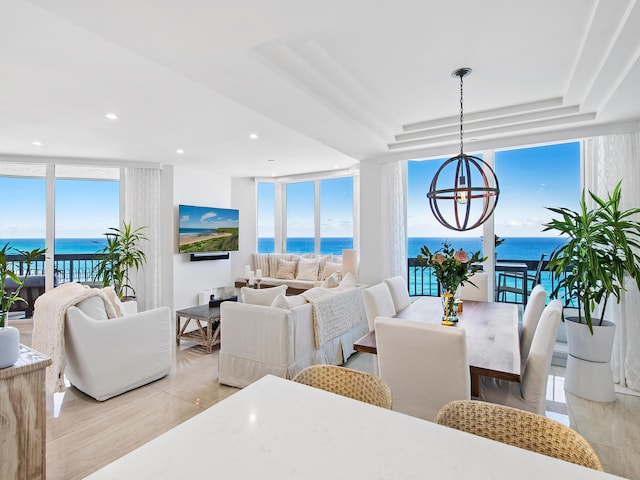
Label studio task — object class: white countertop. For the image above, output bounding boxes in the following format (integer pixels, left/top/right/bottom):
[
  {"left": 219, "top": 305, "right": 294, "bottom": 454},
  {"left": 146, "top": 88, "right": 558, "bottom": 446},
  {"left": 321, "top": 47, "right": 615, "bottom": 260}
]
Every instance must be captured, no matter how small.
[{"left": 86, "top": 375, "right": 620, "bottom": 479}]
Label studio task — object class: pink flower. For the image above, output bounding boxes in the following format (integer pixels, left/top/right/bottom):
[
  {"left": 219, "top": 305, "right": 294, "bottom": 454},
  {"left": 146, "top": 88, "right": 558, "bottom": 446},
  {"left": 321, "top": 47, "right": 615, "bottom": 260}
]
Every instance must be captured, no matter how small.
[
  {"left": 432, "top": 253, "right": 446, "bottom": 265},
  {"left": 454, "top": 249, "right": 469, "bottom": 263}
]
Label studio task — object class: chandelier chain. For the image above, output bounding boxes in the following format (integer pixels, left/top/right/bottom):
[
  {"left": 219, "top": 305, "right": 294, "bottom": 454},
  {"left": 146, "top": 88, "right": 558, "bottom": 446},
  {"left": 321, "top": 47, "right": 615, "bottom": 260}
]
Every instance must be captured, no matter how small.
[{"left": 459, "top": 73, "right": 464, "bottom": 155}]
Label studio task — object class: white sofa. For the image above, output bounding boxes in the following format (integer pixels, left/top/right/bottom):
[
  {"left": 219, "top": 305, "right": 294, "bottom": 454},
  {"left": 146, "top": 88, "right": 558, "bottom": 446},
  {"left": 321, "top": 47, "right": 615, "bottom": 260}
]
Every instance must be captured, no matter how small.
[
  {"left": 219, "top": 282, "right": 368, "bottom": 388},
  {"left": 235, "top": 253, "right": 343, "bottom": 293},
  {"left": 65, "top": 296, "right": 172, "bottom": 401}
]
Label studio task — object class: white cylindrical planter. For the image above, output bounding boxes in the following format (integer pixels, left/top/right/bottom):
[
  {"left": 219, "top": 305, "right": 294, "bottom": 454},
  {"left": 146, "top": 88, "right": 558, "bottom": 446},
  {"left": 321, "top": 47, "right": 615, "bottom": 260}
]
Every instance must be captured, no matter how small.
[
  {"left": 564, "top": 318, "right": 616, "bottom": 403},
  {"left": 0, "top": 326, "right": 20, "bottom": 369}
]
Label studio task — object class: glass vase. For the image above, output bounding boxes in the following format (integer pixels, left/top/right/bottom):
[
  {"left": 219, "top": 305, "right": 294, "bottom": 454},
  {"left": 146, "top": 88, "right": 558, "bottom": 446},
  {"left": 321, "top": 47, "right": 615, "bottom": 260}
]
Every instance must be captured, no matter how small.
[{"left": 441, "top": 292, "right": 459, "bottom": 324}]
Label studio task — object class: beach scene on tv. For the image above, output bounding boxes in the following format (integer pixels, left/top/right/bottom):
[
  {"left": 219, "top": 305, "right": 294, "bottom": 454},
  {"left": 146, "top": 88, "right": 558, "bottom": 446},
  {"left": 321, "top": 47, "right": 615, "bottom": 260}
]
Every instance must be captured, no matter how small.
[{"left": 179, "top": 205, "right": 239, "bottom": 253}]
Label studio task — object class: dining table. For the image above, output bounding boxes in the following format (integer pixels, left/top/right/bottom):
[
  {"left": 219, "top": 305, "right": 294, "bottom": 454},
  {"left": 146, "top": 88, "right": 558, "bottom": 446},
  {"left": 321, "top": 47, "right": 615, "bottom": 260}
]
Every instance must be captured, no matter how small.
[
  {"left": 84, "top": 375, "right": 620, "bottom": 479},
  {"left": 353, "top": 296, "right": 521, "bottom": 396}
]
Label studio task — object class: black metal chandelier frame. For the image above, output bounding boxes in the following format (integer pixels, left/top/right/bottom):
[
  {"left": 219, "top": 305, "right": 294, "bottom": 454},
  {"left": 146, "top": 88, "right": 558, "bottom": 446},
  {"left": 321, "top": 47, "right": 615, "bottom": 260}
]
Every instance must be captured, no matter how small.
[{"left": 426, "top": 67, "right": 500, "bottom": 231}]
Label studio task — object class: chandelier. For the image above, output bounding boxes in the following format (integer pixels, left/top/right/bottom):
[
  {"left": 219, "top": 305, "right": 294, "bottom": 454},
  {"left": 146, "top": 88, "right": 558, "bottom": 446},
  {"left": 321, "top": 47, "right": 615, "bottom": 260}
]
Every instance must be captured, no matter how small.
[{"left": 427, "top": 67, "right": 500, "bottom": 231}]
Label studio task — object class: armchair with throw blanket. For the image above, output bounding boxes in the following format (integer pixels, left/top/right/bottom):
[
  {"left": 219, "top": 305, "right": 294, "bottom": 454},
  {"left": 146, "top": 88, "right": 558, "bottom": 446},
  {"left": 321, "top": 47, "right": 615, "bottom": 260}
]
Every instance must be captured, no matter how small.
[{"left": 32, "top": 282, "right": 171, "bottom": 401}]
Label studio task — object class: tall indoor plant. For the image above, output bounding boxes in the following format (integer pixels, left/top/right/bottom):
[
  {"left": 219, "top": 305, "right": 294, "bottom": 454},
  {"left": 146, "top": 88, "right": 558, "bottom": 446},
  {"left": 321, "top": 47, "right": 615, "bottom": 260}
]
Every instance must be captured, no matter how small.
[
  {"left": 94, "top": 221, "right": 148, "bottom": 300},
  {"left": 544, "top": 181, "right": 640, "bottom": 401},
  {"left": 0, "top": 243, "right": 47, "bottom": 368}
]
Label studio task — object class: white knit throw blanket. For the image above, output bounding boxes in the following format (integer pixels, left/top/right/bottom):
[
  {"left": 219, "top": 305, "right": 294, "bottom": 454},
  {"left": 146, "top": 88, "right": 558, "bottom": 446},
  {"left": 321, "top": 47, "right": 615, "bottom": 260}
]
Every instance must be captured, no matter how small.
[
  {"left": 301, "top": 287, "right": 366, "bottom": 349},
  {"left": 32, "top": 283, "right": 118, "bottom": 394}
]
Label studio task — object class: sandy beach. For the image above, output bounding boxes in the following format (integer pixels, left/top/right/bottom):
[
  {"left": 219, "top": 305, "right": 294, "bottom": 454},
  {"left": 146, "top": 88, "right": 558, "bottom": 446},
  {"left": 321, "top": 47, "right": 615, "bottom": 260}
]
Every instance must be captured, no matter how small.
[{"left": 179, "top": 232, "right": 232, "bottom": 246}]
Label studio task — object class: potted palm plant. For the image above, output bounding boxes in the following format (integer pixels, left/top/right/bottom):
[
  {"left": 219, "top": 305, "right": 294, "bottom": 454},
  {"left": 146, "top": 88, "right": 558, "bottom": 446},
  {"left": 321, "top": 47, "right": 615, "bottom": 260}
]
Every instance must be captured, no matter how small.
[
  {"left": 544, "top": 181, "right": 640, "bottom": 402},
  {"left": 94, "top": 221, "right": 148, "bottom": 300},
  {"left": 0, "top": 243, "right": 47, "bottom": 368}
]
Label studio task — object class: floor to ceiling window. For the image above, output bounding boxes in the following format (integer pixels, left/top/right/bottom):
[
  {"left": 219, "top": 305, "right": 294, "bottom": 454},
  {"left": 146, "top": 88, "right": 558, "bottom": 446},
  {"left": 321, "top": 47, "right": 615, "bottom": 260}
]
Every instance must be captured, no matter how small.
[
  {"left": 407, "top": 142, "right": 580, "bottom": 297},
  {"left": 257, "top": 182, "right": 275, "bottom": 253},
  {"left": 320, "top": 177, "right": 353, "bottom": 255},
  {"left": 55, "top": 165, "right": 120, "bottom": 284},
  {"left": 257, "top": 173, "right": 356, "bottom": 255}
]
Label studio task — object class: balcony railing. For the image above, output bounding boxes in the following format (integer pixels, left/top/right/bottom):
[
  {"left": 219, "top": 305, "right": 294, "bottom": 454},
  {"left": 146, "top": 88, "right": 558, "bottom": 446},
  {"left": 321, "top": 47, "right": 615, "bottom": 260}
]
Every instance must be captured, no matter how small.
[
  {"left": 407, "top": 257, "right": 573, "bottom": 305},
  {"left": 6, "top": 253, "right": 101, "bottom": 285}
]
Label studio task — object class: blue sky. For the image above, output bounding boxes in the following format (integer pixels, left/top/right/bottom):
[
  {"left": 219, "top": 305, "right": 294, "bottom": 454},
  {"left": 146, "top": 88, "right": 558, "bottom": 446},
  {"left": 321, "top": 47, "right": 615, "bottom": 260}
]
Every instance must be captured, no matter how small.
[
  {"left": 0, "top": 177, "right": 119, "bottom": 238},
  {"left": 407, "top": 142, "right": 581, "bottom": 237},
  {"left": 179, "top": 205, "right": 239, "bottom": 230}
]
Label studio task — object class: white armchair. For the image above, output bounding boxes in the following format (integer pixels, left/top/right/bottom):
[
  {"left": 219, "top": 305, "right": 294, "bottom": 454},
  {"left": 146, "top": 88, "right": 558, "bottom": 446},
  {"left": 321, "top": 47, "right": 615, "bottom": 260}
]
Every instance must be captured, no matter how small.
[{"left": 64, "top": 296, "right": 172, "bottom": 401}]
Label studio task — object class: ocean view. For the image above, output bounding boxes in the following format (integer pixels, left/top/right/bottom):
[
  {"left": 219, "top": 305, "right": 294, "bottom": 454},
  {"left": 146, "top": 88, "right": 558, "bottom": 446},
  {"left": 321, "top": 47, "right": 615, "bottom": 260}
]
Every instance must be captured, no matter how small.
[
  {"left": 260, "top": 236, "right": 566, "bottom": 261},
  {"left": 0, "top": 238, "right": 108, "bottom": 254}
]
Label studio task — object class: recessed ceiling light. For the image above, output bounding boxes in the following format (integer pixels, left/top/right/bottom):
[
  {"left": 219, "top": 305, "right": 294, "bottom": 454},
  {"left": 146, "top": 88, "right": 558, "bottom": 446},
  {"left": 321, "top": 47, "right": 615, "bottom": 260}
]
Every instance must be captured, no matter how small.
[
  {"left": 32, "top": 140, "right": 43, "bottom": 146},
  {"left": 271, "top": 173, "right": 276, "bottom": 177},
  {"left": 105, "top": 113, "right": 118, "bottom": 120},
  {"left": 333, "top": 165, "right": 339, "bottom": 169},
  {"left": 249, "top": 133, "right": 258, "bottom": 140},
  {"left": 267, "top": 159, "right": 275, "bottom": 163},
  {"left": 176, "top": 149, "right": 184, "bottom": 155}
]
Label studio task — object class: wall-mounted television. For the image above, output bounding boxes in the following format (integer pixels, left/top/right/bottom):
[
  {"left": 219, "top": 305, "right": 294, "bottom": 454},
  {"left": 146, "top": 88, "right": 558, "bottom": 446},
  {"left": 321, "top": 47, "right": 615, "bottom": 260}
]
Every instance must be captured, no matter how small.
[{"left": 178, "top": 204, "right": 239, "bottom": 253}]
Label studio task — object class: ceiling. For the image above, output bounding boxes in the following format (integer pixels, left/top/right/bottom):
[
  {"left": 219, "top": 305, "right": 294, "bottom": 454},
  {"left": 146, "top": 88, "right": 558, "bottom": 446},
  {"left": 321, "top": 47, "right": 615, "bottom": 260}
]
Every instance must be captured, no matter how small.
[{"left": 1, "top": 0, "right": 639, "bottom": 177}]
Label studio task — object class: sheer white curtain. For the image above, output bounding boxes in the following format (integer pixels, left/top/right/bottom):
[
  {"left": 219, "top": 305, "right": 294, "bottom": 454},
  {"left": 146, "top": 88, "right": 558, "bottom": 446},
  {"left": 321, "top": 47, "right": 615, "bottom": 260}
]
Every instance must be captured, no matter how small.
[
  {"left": 585, "top": 131, "right": 640, "bottom": 390},
  {"left": 122, "top": 166, "right": 162, "bottom": 311},
  {"left": 380, "top": 161, "right": 407, "bottom": 280}
]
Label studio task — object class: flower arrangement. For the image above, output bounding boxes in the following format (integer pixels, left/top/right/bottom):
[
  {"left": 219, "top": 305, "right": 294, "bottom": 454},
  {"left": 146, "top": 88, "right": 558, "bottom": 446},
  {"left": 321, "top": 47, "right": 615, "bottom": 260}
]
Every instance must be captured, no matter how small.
[{"left": 417, "top": 241, "right": 485, "bottom": 294}]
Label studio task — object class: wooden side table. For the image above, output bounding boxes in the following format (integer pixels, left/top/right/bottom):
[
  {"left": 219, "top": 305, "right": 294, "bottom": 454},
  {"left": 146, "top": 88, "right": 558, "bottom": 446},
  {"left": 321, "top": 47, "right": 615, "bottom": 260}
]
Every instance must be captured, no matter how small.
[
  {"left": 175, "top": 305, "right": 222, "bottom": 353},
  {"left": 0, "top": 345, "right": 51, "bottom": 480}
]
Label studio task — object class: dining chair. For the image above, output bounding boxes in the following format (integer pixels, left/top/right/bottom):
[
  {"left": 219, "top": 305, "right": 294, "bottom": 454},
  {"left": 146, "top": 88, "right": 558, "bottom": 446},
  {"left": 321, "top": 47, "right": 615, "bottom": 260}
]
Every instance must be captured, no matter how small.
[
  {"left": 435, "top": 400, "right": 603, "bottom": 471},
  {"left": 383, "top": 276, "right": 412, "bottom": 312},
  {"left": 362, "top": 283, "right": 396, "bottom": 331},
  {"left": 375, "top": 316, "right": 470, "bottom": 421},
  {"left": 519, "top": 284, "right": 547, "bottom": 366},
  {"left": 458, "top": 271, "right": 488, "bottom": 302},
  {"left": 292, "top": 365, "right": 392, "bottom": 409},
  {"left": 479, "top": 299, "right": 562, "bottom": 415},
  {"left": 496, "top": 254, "right": 545, "bottom": 303}
]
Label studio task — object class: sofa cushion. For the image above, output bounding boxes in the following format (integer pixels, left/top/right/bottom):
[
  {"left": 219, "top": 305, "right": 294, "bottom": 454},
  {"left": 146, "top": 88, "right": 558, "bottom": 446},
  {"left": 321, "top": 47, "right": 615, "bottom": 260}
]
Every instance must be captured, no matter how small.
[
  {"left": 75, "top": 296, "right": 109, "bottom": 320},
  {"left": 241, "top": 285, "right": 288, "bottom": 306},
  {"left": 321, "top": 261, "right": 342, "bottom": 280},
  {"left": 275, "top": 259, "right": 297, "bottom": 280},
  {"left": 320, "top": 272, "right": 340, "bottom": 288},
  {"left": 296, "top": 258, "right": 319, "bottom": 281},
  {"left": 253, "top": 253, "right": 271, "bottom": 277},
  {"left": 271, "top": 294, "right": 308, "bottom": 310},
  {"left": 339, "top": 271, "right": 357, "bottom": 289}
]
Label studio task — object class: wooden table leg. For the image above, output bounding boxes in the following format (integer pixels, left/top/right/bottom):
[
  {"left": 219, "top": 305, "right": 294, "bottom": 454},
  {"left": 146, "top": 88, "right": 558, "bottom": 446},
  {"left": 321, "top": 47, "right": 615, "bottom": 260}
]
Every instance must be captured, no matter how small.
[{"left": 471, "top": 372, "right": 480, "bottom": 398}]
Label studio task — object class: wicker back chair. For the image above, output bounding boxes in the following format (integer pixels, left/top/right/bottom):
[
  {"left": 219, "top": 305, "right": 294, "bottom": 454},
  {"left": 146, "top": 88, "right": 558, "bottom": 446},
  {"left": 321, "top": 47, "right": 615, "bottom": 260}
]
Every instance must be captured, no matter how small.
[
  {"left": 292, "top": 365, "right": 392, "bottom": 409},
  {"left": 435, "top": 400, "right": 603, "bottom": 471}
]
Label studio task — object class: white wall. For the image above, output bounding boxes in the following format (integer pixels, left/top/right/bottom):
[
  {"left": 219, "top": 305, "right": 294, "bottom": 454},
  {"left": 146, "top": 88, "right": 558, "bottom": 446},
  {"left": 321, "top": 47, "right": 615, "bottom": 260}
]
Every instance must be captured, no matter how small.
[
  {"left": 231, "top": 177, "right": 256, "bottom": 280},
  {"left": 172, "top": 165, "right": 233, "bottom": 310}
]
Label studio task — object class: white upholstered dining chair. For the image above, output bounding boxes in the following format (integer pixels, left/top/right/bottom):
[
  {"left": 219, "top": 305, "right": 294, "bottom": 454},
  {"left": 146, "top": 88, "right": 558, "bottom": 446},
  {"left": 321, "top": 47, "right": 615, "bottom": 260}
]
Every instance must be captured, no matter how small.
[
  {"left": 519, "top": 284, "right": 547, "bottom": 366},
  {"left": 383, "top": 276, "right": 412, "bottom": 312},
  {"left": 479, "top": 299, "right": 562, "bottom": 415},
  {"left": 361, "top": 283, "right": 396, "bottom": 331},
  {"left": 375, "top": 316, "right": 470, "bottom": 421},
  {"left": 458, "top": 271, "right": 489, "bottom": 302}
]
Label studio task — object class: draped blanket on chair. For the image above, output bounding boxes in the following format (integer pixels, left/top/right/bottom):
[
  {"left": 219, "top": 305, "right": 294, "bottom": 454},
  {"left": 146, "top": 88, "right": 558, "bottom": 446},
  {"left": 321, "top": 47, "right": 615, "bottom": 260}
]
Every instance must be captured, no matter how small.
[
  {"left": 301, "top": 287, "right": 366, "bottom": 349},
  {"left": 32, "top": 283, "right": 118, "bottom": 394}
]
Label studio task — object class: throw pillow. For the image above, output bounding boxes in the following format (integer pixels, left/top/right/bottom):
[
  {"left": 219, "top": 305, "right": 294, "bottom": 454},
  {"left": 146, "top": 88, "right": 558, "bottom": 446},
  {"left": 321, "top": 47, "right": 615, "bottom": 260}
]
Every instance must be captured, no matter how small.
[
  {"left": 321, "top": 261, "right": 342, "bottom": 280},
  {"left": 102, "top": 286, "right": 125, "bottom": 316},
  {"left": 241, "top": 285, "right": 288, "bottom": 306},
  {"left": 339, "top": 271, "right": 357, "bottom": 288},
  {"left": 271, "top": 294, "right": 308, "bottom": 310},
  {"left": 252, "top": 253, "right": 270, "bottom": 277},
  {"left": 275, "top": 259, "right": 297, "bottom": 280},
  {"left": 296, "top": 258, "right": 319, "bottom": 281},
  {"left": 75, "top": 296, "right": 109, "bottom": 320},
  {"left": 320, "top": 272, "right": 340, "bottom": 288}
]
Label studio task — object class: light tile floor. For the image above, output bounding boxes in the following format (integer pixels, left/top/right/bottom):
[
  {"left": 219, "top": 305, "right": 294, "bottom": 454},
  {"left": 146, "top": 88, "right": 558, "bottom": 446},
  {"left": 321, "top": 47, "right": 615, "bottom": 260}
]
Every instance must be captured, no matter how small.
[{"left": 13, "top": 318, "right": 640, "bottom": 479}]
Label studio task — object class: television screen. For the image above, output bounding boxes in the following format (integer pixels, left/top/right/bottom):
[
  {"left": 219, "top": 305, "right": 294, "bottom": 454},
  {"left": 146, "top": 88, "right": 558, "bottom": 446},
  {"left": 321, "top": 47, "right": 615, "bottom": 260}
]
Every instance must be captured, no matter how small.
[{"left": 178, "top": 205, "right": 239, "bottom": 253}]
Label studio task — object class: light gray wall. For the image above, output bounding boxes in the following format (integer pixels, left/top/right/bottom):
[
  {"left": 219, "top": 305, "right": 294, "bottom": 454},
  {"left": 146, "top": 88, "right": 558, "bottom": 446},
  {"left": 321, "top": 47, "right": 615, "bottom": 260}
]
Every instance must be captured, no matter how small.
[{"left": 358, "top": 160, "right": 385, "bottom": 286}]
